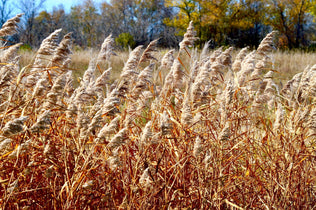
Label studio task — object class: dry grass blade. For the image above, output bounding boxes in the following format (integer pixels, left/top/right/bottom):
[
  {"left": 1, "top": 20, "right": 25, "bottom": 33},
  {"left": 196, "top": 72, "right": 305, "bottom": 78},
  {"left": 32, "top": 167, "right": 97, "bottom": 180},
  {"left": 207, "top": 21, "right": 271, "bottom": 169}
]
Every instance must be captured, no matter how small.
[{"left": 0, "top": 18, "right": 315, "bottom": 209}]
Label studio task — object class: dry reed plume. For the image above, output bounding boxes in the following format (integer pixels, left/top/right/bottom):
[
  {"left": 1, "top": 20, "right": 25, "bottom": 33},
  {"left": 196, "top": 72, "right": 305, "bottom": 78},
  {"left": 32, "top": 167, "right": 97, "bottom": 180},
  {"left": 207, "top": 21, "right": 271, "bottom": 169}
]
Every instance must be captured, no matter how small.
[{"left": 0, "top": 15, "right": 315, "bottom": 209}]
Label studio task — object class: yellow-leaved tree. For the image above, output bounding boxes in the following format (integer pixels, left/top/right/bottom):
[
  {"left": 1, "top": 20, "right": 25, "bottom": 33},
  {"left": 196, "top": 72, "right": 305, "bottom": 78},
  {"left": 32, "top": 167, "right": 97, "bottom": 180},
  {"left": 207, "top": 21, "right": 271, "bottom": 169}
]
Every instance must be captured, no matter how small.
[
  {"left": 164, "top": 0, "right": 267, "bottom": 47},
  {"left": 164, "top": 0, "right": 200, "bottom": 35},
  {"left": 264, "top": 0, "right": 315, "bottom": 48}
]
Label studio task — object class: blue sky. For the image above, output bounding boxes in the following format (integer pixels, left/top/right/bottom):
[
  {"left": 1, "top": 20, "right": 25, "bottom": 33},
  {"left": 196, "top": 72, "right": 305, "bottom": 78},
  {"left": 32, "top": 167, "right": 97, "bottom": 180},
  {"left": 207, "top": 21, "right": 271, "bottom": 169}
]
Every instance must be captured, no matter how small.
[{"left": 42, "top": 0, "right": 105, "bottom": 13}]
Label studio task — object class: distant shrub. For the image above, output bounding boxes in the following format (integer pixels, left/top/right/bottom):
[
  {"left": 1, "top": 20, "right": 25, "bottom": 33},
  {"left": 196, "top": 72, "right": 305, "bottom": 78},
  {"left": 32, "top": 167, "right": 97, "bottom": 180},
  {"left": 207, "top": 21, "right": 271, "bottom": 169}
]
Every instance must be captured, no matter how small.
[
  {"left": 73, "top": 44, "right": 84, "bottom": 52},
  {"left": 307, "top": 42, "right": 316, "bottom": 52},
  {"left": 115, "top": 32, "right": 135, "bottom": 49},
  {"left": 19, "top": 43, "right": 32, "bottom": 52}
]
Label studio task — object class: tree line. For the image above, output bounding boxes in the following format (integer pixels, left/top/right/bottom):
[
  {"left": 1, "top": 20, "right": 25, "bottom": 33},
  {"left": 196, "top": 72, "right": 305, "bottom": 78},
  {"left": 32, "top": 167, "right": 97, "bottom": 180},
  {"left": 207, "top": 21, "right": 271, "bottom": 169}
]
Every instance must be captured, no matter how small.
[{"left": 1, "top": 0, "right": 316, "bottom": 50}]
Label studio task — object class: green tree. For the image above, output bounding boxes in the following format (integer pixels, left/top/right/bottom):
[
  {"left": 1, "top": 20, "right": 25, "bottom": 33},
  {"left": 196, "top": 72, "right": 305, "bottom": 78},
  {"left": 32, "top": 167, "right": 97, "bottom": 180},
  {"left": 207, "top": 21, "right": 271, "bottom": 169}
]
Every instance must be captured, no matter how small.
[{"left": 115, "top": 32, "right": 135, "bottom": 49}]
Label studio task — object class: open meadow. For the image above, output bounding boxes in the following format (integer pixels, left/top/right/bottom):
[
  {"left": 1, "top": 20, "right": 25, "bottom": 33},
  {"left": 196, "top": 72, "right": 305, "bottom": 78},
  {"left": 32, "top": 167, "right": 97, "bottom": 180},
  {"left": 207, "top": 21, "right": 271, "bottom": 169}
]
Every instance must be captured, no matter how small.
[{"left": 0, "top": 15, "right": 315, "bottom": 209}]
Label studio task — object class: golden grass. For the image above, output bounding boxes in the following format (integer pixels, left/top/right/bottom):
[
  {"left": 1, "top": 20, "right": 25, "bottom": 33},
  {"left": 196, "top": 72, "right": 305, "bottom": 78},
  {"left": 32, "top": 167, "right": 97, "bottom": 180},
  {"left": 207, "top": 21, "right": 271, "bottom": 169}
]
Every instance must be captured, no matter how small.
[
  {"left": 19, "top": 48, "right": 316, "bottom": 85},
  {"left": 273, "top": 50, "right": 316, "bottom": 82},
  {"left": 0, "top": 21, "right": 315, "bottom": 209}
]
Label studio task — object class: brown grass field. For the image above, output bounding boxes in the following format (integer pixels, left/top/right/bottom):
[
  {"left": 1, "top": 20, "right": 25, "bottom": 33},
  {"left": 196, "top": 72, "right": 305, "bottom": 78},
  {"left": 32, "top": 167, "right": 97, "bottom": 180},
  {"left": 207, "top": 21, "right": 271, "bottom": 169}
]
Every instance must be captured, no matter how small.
[
  {"left": 20, "top": 47, "right": 316, "bottom": 85},
  {"left": 0, "top": 17, "right": 315, "bottom": 209}
]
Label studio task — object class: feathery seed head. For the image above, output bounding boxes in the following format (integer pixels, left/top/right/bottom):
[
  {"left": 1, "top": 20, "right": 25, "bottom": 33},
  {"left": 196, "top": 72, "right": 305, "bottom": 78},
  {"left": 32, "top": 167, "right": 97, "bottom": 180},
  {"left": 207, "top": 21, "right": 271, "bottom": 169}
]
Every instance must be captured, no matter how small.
[
  {"left": 181, "top": 95, "right": 192, "bottom": 127},
  {"left": 87, "top": 110, "right": 104, "bottom": 134},
  {"left": 139, "top": 168, "right": 152, "bottom": 188},
  {"left": 217, "top": 47, "right": 233, "bottom": 66},
  {"left": 218, "top": 122, "right": 231, "bottom": 141},
  {"left": 179, "top": 21, "right": 198, "bottom": 51},
  {"left": 95, "top": 67, "right": 112, "bottom": 88},
  {"left": 98, "top": 34, "right": 116, "bottom": 62},
  {"left": 140, "top": 120, "right": 153, "bottom": 144},
  {"left": 108, "top": 127, "right": 128, "bottom": 149},
  {"left": 139, "top": 39, "right": 159, "bottom": 64},
  {"left": 1, "top": 43, "right": 22, "bottom": 63},
  {"left": 102, "top": 93, "right": 120, "bottom": 116},
  {"left": 0, "top": 138, "right": 12, "bottom": 152},
  {"left": 232, "top": 47, "right": 249, "bottom": 72},
  {"left": 225, "top": 80, "right": 235, "bottom": 105},
  {"left": 172, "top": 59, "right": 185, "bottom": 89},
  {"left": 50, "top": 32, "right": 73, "bottom": 68},
  {"left": 97, "top": 115, "right": 121, "bottom": 141},
  {"left": 273, "top": 103, "right": 285, "bottom": 132},
  {"left": 36, "top": 29, "right": 62, "bottom": 57},
  {"left": 257, "top": 31, "right": 278, "bottom": 56},
  {"left": 2, "top": 116, "right": 28, "bottom": 137},
  {"left": 161, "top": 49, "right": 175, "bottom": 69},
  {"left": 108, "top": 147, "right": 121, "bottom": 170},
  {"left": 193, "top": 136, "right": 203, "bottom": 157},
  {"left": 161, "top": 110, "right": 172, "bottom": 135},
  {"left": 0, "top": 13, "right": 23, "bottom": 37},
  {"left": 210, "top": 47, "right": 223, "bottom": 62},
  {"left": 31, "top": 110, "right": 51, "bottom": 133},
  {"left": 123, "top": 45, "right": 143, "bottom": 72}
]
